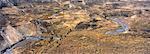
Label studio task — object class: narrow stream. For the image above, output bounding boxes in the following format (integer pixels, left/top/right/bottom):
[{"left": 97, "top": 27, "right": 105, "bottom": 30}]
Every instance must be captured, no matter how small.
[{"left": 105, "top": 18, "right": 129, "bottom": 35}]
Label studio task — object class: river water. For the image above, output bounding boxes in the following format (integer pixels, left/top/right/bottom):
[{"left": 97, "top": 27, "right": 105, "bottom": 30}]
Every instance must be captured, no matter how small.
[
  {"left": 1, "top": 36, "right": 50, "bottom": 54},
  {"left": 105, "top": 18, "right": 129, "bottom": 35}
]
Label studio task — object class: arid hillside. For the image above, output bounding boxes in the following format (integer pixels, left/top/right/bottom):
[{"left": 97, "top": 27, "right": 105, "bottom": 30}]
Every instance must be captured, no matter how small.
[{"left": 0, "top": 0, "right": 150, "bottom": 54}]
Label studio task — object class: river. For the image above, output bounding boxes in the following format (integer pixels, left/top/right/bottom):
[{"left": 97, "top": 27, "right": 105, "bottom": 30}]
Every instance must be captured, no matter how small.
[
  {"left": 1, "top": 36, "right": 51, "bottom": 54},
  {"left": 105, "top": 17, "right": 129, "bottom": 35}
]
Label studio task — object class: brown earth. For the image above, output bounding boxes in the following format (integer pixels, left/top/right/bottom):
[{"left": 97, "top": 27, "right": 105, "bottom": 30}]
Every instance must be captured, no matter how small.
[{"left": 0, "top": 1, "right": 150, "bottom": 54}]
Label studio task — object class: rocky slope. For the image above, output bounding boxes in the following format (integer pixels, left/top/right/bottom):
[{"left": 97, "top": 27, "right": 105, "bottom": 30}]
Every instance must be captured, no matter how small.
[
  {"left": 0, "top": 0, "right": 150, "bottom": 8},
  {"left": 0, "top": 0, "right": 150, "bottom": 54},
  {"left": 0, "top": 0, "right": 54, "bottom": 8}
]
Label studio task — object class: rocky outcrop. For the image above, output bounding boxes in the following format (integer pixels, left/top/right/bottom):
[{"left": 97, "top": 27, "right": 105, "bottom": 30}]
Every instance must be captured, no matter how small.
[
  {"left": 0, "top": 25, "right": 23, "bottom": 53},
  {"left": 0, "top": 14, "right": 8, "bottom": 27},
  {"left": 0, "top": 0, "right": 54, "bottom": 8},
  {"left": 71, "top": 0, "right": 150, "bottom": 4}
]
